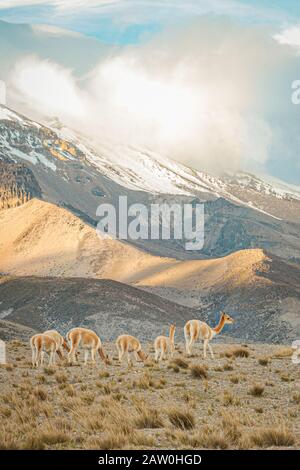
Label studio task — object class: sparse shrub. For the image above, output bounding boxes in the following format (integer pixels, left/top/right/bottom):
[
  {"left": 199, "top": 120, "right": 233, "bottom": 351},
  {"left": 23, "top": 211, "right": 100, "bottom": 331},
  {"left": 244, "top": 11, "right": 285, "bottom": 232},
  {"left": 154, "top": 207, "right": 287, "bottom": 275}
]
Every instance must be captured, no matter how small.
[
  {"left": 0, "top": 406, "right": 11, "bottom": 418},
  {"left": 190, "top": 364, "right": 208, "bottom": 379},
  {"left": 99, "top": 371, "right": 110, "bottom": 379},
  {"left": 33, "top": 387, "right": 47, "bottom": 401},
  {"left": 55, "top": 372, "right": 67, "bottom": 384},
  {"left": 167, "top": 407, "right": 195, "bottom": 430},
  {"left": 171, "top": 358, "right": 189, "bottom": 369},
  {"left": 280, "top": 374, "right": 290, "bottom": 382},
  {"left": 65, "top": 384, "right": 76, "bottom": 397},
  {"left": 231, "top": 347, "right": 249, "bottom": 358},
  {"left": 249, "top": 427, "right": 295, "bottom": 447},
  {"left": 36, "top": 374, "right": 46, "bottom": 384},
  {"left": 168, "top": 363, "right": 180, "bottom": 373},
  {"left": 272, "top": 348, "right": 293, "bottom": 359},
  {"left": 292, "top": 392, "right": 300, "bottom": 404},
  {"left": 223, "top": 362, "right": 234, "bottom": 371},
  {"left": 249, "top": 384, "right": 265, "bottom": 397},
  {"left": 85, "top": 431, "right": 127, "bottom": 450},
  {"left": 258, "top": 357, "right": 269, "bottom": 366},
  {"left": 222, "top": 391, "right": 240, "bottom": 406},
  {"left": 24, "top": 429, "right": 69, "bottom": 449},
  {"left": 43, "top": 367, "right": 55, "bottom": 376},
  {"left": 230, "top": 375, "right": 239, "bottom": 384},
  {"left": 134, "top": 405, "right": 164, "bottom": 429}
]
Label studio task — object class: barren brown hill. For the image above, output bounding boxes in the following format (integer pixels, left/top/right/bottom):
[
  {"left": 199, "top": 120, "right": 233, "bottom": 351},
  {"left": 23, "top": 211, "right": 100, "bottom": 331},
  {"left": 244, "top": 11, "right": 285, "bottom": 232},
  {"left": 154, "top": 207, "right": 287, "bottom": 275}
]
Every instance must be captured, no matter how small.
[
  {"left": 0, "top": 198, "right": 173, "bottom": 282},
  {"left": 0, "top": 199, "right": 299, "bottom": 343},
  {"left": 135, "top": 249, "right": 271, "bottom": 292},
  {"left": 0, "top": 198, "right": 290, "bottom": 293}
]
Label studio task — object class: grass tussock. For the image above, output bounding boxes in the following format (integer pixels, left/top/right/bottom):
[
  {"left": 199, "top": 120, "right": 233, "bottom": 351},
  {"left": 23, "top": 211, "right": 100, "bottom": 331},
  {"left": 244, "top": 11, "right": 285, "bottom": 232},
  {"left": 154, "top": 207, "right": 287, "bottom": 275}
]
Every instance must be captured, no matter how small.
[
  {"left": 231, "top": 347, "right": 250, "bottom": 358},
  {"left": 249, "top": 384, "right": 265, "bottom": 397},
  {"left": 258, "top": 357, "right": 269, "bottom": 366},
  {"left": 171, "top": 358, "right": 189, "bottom": 369},
  {"left": 134, "top": 403, "right": 164, "bottom": 429},
  {"left": 167, "top": 407, "right": 195, "bottom": 430},
  {"left": 190, "top": 364, "right": 208, "bottom": 379},
  {"left": 272, "top": 348, "right": 293, "bottom": 359},
  {"left": 248, "top": 427, "right": 295, "bottom": 448}
]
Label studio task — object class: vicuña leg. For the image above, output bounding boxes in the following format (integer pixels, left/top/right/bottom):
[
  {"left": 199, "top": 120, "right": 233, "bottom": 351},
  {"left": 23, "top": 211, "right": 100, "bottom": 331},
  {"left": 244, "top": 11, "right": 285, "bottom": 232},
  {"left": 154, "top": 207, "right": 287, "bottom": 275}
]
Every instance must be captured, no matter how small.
[
  {"left": 91, "top": 348, "right": 96, "bottom": 364},
  {"left": 32, "top": 348, "right": 37, "bottom": 367},
  {"left": 118, "top": 346, "right": 124, "bottom": 363},
  {"left": 207, "top": 342, "right": 214, "bottom": 359},
  {"left": 84, "top": 350, "right": 89, "bottom": 366},
  {"left": 203, "top": 339, "right": 208, "bottom": 359}
]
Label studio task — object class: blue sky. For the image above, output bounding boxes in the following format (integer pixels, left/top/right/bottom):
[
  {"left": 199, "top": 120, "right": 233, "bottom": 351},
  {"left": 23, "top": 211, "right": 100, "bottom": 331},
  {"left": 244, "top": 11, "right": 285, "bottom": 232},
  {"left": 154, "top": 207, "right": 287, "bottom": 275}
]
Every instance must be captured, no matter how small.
[{"left": 0, "top": 0, "right": 300, "bottom": 45}]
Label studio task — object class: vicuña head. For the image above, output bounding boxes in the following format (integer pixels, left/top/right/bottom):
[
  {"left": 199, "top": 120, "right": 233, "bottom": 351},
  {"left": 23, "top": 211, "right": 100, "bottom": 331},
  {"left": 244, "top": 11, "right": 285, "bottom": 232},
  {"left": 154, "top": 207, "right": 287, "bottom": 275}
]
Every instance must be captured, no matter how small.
[
  {"left": 137, "top": 349, "right": 148, "bottom": 362},
  {"left": 221, "top": 311, "right": 235, "bottom": 324}
]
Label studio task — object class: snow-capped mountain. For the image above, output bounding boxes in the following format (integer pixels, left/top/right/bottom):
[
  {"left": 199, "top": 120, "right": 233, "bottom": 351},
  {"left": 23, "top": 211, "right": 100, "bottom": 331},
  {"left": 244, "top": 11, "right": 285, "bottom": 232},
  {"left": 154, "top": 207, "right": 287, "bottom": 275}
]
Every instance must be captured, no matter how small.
[
  {"left": 1, "top": 104, "right": 300, "bottom": 261},
  {"left": 2, "top": 104, "right": 300, "bottom": 220}
]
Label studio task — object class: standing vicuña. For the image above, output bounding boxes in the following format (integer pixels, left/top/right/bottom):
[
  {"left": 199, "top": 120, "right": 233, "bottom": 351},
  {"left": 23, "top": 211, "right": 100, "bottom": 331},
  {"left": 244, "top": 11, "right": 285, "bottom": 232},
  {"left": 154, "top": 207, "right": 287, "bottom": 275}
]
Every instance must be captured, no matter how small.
[
  {"left": 184, "top": 312, "right": 234, "bottom": 358},
  {"left": 66, "top": 327, "right": 108, "bottom": 366},
  {"left": 43, "top": 329, "right": 69, "bottom": 360},
  {"left": 30, "top": 334, "right": 58, "bottom": 367},
  {"left": 116, "top": 335, "right": 148, "bottom": 366},
  {"left": 154, "top": 324, "right": 176, "bottom": 362}
]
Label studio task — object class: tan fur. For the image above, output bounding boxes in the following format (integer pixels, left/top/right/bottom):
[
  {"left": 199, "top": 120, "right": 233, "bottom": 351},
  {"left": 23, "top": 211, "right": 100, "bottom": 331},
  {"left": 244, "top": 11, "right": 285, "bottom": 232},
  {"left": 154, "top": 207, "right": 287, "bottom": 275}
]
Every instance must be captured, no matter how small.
[
  {"left": 116, "top": 334, "right": 148, "bottom": 366},
  {"left": 43, "top": 329, "right": 69, "bottom": 361},
  {"left": 30, "top": 333, "right": 58, "bottom": 367},
  {"left": 154, "top": 324, "right": 176, "bottom": 362},
  {"left": 66, "top": 327, "right": 108, "bottom": 366},
  {"left": 184, "top": 312, "right": 234, "bottom": 358}
]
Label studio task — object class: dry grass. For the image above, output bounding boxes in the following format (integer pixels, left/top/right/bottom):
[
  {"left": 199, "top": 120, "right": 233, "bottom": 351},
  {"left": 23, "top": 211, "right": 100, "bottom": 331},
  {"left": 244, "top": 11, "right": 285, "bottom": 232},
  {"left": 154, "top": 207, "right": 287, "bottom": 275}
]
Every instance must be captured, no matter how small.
[
  {"left": 231, "top": 347, "right": 250, "bottom": 358},
  {"left": 171, "top": 357, "right": 189, "bottom": 369},
  {"left": 249, "top": 384, "right": 265, "bottom": 397},
  {"left": 258, "top": 357, "right": 269, "bottom": 366},
  {"left": 0, "top": 340, "right": 299, "bottom": 450},
  {"left": 190, "top": 364, "right": 208, "bottom": 379},
  {"left": 272, "top": 348, "right": 293, "bottom": 359},
  {"left": 134, "top": 403, "right": 164, "bottom": 429},
  {"left": 167, "top": 407, "right": 195, "bottom": 430},
  {"left": 248, "top": 427, "right": 295, "bottom": 448}
]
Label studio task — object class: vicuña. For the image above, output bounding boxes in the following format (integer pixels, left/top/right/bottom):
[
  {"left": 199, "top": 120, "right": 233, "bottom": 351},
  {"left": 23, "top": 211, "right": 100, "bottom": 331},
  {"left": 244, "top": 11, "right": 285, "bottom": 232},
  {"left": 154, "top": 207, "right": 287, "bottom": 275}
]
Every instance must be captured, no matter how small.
[
  {"left": 30, "top": 333, "right": 58, "bottom": 367},
  {"left": 154, "top": 324, "right": 176, "bottom": 362},
  {"left": 66, "top": 327, "right": 109, "bottom": 365},
  {"left": 43, "top": 329, "right": 69, "bottom": 360},
  {"left": 116, "top": 334, "right": 148, "bottom": 366},
  {"left": 184, "top": 312, "right": 234, "bottom": 358}
]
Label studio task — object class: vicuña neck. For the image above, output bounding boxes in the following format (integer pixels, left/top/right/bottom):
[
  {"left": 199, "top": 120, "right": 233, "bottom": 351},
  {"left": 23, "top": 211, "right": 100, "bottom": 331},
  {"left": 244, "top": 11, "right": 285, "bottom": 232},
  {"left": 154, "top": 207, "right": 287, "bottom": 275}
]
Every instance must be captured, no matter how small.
[
  {"left": 213, "top": 316, "right": 225, "bottom": 335},
  {"left": 169, "top": 327, "right": 175, "bottom": 342}
]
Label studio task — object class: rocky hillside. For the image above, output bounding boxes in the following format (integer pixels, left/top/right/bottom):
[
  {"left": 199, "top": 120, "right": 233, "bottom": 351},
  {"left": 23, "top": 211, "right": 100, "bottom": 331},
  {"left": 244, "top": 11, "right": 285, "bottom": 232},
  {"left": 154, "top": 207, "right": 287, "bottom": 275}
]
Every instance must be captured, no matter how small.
[
  {"left": 0, "top": 276, "right": 197, "bottom": 341},
  {"left": 139, "top": 252, "right": 300, "bottom": 343},
  {"left": 0, "top": 319, "right": 36, "bottom": 342}
]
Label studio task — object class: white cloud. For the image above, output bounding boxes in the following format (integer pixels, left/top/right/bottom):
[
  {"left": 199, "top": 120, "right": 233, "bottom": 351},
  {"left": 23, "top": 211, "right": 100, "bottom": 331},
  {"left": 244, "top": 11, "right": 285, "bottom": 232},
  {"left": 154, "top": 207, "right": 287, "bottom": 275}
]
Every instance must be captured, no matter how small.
[
  {"left": 0, "top": 0, "right": 120, "bottom": 10},
  {"left": 8, "top": 17, "right": 300, "bottom": 179},
  {"left": 274, "top": 25, "right": 300, "bottom": 50},
  {"left": 12, "top": 56, "right": 87, "bottom": 118}
]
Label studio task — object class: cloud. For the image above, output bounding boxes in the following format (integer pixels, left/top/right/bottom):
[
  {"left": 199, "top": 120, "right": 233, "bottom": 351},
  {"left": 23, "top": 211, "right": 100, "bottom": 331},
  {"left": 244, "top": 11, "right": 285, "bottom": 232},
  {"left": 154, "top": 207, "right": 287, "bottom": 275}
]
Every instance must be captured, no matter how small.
[
  {"left": 12, "top": 56, "right": 87, "bottom": 118},
  {"left": 274, "top": 25, "right": 300, "bottom": 50},
  {"left": 8, "top": 17, "right": 300, "bottom": 182},
  {"left": 0, "top": 1, "right": 120, "bottom": 9}
]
